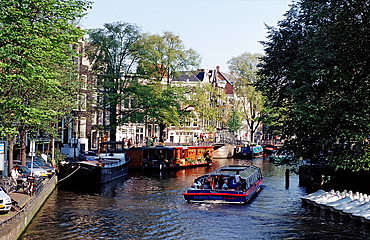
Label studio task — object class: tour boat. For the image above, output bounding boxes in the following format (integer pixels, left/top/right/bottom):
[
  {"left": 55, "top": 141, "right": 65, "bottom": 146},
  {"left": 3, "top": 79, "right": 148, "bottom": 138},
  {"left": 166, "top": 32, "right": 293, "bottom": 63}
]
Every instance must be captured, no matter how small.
[
  {"left": 182, "top": 165, "right": 263, "bottom": 204},
  {"left": 58, "top": 141, "right": 130, "bottom": 185},
  {"left": 233, "top": 145, "right": 263, "bottom": 159}
]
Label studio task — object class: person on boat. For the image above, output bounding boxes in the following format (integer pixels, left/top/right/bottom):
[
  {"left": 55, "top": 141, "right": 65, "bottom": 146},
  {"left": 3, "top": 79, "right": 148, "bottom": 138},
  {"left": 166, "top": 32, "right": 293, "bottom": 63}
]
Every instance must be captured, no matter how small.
[
  {"left": 235, "top": 171, "right": 241, "bottom": 182},
  {"left": 235, "top": 179, "right": 242, "bottom": 190},
  {"left": 217, "top": 175, "right": 225, "bottom": 189},
  {"left": 202, "top": 175, "right": 212, "bottom": 189},
  {"left": 203, "top": 180, "right": 211, "bottom": 189},
  {"left": 210, "top": 176, "right": 217, "bottom": 190},
  {"left": 204, "top": 151, "right": 212, "bottom": 164},
  {"left": 222, "top": 180, "right": 229, "bottom": 190},
  {"left": 213, "top": 176, "right": 219, "bottom": 189},
  {"left": 192, "top": 179, "right": 201, "bottom": 189},
  {"left": 241, "top": 179, "right": 247, "bottom": 190}
]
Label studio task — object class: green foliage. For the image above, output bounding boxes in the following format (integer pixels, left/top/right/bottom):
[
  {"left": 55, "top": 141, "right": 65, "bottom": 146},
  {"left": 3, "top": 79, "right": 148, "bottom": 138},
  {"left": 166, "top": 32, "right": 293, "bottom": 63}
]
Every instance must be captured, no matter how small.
[
  {"left": 228, "top": 52, "right": 264, "bottom": 142},
  {"left": 86, "top": 22, "right": 141, "bottom": 140},
  {"left": 228, "top": 108, "right": 243, "bottom": 133},
  {"left": 87, "top": 26, "right": 201, "bottom": 141},
  {"left": 187, "top": 82, "right": 225, "bottom": 131},
  {"left": 0, "top": 0, "right": 92, "bottom": 139},
  {"left": 258, "top": 0, "right": 370, "bottom": 170},
  {"left": 136, "top": 31, "right": 201, "bottom": 83},
  {"left": 128, "top": 83, "right": 187, "bottom": 141}
]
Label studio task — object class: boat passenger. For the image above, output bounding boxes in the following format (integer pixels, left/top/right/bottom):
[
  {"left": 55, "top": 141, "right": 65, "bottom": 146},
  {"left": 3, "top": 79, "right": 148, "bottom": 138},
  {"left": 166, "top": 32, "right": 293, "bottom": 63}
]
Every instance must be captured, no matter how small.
[
  {"left": 222, "top": 180, "right": 229, "bottom": 190},
  {"left": 235, "top": 179, "right": 242, "bottom": 190},
  {"left": 241, "top": 179, "right": 247, "bottom": 190},
  {"left": 218, "top": 175, "right": 225, "bottom": 189},
  {"left": 213, "top": 176, "right": 219, "bottom": 189},
  {"left": 192, "top": 179, "right": 201, "bottom": 189},
  {"left": 204, "top": 151, "right": 212, "bottom": 164},
  {"left": 203, "top": 181, "right": 211, "bottom": 189},
  {"left": 206, "top": 175, "right": 212, "bottom": 184},
  {"left": 203, "top": 175, "right": 212, "bottom": 189},
  {"left": 235, "top": 171, "right": 241, "bottom": 182}
]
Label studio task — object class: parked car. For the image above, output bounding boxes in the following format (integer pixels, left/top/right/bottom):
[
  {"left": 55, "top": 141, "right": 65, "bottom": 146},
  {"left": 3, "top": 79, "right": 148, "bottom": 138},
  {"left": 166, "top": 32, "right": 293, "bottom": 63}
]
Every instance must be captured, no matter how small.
[
  {"left": 28, "top": 160, "right": 55, "bottom": 177},
  {"left": 24, "top": 162, "right": 48, "bottom": 177},
  {"left": 0, "top": 186, "right": 12, "bottom": 213},
  {"left": 26, "top": 156, "right": 52, "bottom": 167},
  {"left": 14, "top": 160, "right": 48, "bottom": 178}
]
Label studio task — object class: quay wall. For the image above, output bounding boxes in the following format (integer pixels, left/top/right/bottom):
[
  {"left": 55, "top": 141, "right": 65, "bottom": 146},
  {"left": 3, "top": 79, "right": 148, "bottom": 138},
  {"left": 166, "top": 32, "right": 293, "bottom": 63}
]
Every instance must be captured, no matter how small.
[
  {"left": 0, "top": 175, "right": 57, "bottom": 240},
  {"left": 213, "top": 144, "right": 234, "bottom": 159}
]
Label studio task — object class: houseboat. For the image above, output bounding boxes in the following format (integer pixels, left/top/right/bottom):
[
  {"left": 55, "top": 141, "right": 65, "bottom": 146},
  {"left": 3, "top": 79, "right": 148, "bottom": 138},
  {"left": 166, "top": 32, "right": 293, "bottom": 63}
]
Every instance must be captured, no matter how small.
[
  {"left": 233, "top": 145, "right": 264, "bottom": 159},
  {"left": 182, "top": 165, "right": 263, "bottom": 204},
  {"left": 58, "top": 141, "right": 130, "bottom": 185},
  {"left": 126, "top": 145, "right": 213, "bottom": 170}
]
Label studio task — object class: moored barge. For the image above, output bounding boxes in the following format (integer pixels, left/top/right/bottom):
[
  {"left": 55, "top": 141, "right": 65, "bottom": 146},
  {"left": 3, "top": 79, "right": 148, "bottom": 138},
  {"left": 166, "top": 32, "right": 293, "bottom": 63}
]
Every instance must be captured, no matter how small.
[
  {"left": 58, "top": 141, "right": 130, "bottom": 185},
  {"left": 126, "top": 145, "right": 213, "bottom": 170},
  {"left": 182, "top": 165, "right": 263, "bottom": 204},
  {"left": 233, "top": 145, "right": 263, "bottom": 159}
]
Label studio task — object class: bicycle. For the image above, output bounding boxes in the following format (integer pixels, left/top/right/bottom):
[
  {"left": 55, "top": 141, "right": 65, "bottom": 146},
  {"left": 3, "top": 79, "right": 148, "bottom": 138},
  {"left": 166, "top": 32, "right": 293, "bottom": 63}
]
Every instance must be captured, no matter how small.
[{"left": 26, "top": 176, "right": 36, "bottom": 196}]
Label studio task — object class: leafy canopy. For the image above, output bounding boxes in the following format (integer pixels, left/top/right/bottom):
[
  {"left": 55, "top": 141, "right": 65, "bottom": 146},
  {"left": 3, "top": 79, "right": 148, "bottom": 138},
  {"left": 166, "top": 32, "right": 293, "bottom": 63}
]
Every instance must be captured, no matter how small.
[
  {"left": 258, "top": 0, "right": 370, "bottom": 171},
  {"left": 0, "top": 0, "right": 92, "bottom": 137}
]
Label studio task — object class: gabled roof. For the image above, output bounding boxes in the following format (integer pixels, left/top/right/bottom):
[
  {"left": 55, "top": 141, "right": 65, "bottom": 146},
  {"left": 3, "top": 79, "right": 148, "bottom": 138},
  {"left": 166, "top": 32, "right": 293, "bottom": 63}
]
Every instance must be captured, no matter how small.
[
  {"left": 172, "top": 71, "right": 201, "bottom": 82},
  {"left": 217, "top": 71, "right": 237, "bottom": 85}
]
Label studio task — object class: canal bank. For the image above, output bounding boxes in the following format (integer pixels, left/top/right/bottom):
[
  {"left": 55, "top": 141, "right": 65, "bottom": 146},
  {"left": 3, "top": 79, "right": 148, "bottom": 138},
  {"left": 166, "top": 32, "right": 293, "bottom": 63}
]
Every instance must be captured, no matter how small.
[{"left": 0, "top": 175, "right": 57, "bottom": 240}]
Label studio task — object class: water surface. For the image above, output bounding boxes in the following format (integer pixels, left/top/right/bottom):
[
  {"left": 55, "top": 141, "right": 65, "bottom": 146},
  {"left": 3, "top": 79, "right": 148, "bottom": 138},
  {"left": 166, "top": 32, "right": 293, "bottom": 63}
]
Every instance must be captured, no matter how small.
[{"left": 20, "top": 158, "right": 370, "bottom": 239}]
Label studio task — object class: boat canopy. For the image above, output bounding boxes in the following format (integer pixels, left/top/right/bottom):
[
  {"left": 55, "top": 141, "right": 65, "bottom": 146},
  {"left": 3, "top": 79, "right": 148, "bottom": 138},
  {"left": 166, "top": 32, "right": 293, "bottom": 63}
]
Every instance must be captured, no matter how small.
[{"left": 198, "top": 165, "right": 259, "bottom": 178}]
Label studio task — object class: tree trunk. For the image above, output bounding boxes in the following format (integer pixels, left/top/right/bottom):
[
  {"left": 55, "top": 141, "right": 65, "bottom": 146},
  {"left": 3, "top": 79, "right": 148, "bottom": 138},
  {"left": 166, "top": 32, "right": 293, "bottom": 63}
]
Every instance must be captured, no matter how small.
[
  {"left": 19, "top": 127, "right": 27, "bottom": 165},
  {"left": 159, "top": 123, "right": 166, "bottom": 143},
  {"left": 249, "top": 121, "right": 254, "bottom": 143},
  {"left": 8, "top": 136, "right": 14, "bottom": 176},
  {"left": 109, "top": 107, "right": 117, "bottom": 141},
  {"left": 51, "top": 137, "right": 56, "bottom": 167}
]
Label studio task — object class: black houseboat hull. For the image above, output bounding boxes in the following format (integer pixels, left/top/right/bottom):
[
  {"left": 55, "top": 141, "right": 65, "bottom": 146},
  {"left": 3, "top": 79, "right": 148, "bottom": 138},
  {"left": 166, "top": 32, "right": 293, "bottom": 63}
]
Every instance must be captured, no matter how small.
[{"left": 58, "top": 160, "right": 130, "bottom": 186}]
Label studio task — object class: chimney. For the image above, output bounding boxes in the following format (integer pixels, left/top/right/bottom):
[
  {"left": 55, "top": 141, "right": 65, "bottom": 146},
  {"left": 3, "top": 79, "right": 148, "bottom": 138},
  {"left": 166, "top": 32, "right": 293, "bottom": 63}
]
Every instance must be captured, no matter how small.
[{"left": 216, "top": 66, "right": 220, "bottom": 72}]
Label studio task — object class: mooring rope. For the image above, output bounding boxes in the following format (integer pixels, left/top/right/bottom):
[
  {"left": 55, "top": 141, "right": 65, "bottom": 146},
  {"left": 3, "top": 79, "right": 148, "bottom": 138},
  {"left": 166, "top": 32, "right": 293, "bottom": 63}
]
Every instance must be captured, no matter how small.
[{"left": 58, "top": 165, "right": 80, "bottom": 183}]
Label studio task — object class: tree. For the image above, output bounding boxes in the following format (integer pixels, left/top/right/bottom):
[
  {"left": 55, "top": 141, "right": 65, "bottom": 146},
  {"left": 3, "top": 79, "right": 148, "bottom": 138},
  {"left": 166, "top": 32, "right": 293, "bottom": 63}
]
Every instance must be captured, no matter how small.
[
  {"left": 129, "top": 83, "right": 186, "bottom": 142},
  {"left": 86, "top": 22, "right": 141, "bottom": 141},
  {"left": 0, "top": 0, "right": 92, "bottom": 166},
  {"left": 188, "top": 82, "right": 226, "bottom": 134},
  {"left": 258, "top": 0, "right": 370, "bottom": 170},
  {"left": 228, "top": 53, "right": 264, "bottom": 143},
  {"left": 133, "top": 31, "right": 201, "bottom": 141},
  {"left": 227, "top": 107, "right": 243, "bottom": 136},
  {"left": 136, "top": 31, "right": 200, "bottom": 84}
]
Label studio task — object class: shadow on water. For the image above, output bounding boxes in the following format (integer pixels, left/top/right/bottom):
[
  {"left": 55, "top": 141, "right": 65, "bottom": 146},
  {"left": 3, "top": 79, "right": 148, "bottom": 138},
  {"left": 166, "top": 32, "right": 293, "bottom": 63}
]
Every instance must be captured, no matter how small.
[{"left": 58, "top": 175, "right": 129, "bottom": 197}]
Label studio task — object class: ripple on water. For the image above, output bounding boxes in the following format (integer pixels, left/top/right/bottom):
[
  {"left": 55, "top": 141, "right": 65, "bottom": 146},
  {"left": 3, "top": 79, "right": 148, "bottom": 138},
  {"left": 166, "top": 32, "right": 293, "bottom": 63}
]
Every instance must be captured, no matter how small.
[{"left": 20, "top": 161, "right": 370, "bottom": 239}]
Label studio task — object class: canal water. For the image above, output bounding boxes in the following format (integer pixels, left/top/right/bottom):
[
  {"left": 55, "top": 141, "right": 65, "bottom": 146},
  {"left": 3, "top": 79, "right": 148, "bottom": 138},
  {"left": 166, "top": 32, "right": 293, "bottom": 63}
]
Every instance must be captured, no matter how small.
[{"left": 20, "top": 158, "right": 370, "bottom": 239}]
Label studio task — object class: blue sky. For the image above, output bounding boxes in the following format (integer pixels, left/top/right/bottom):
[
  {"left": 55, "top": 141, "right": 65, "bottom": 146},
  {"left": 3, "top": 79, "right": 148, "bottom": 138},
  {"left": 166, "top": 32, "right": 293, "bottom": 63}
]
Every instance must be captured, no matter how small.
[{"left": 80, "top": 0, "right": 293, "bottom": 73}]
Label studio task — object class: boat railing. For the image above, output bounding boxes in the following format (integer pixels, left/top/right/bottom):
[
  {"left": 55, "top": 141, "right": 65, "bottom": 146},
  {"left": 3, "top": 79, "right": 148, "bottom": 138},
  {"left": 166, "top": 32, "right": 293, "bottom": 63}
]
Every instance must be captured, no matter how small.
[
  {"left": 186, "top": 189, "right": 246, "bottom": 194},
  {"left": 101, "top": 158, "right": 126, "bottom": 168}
]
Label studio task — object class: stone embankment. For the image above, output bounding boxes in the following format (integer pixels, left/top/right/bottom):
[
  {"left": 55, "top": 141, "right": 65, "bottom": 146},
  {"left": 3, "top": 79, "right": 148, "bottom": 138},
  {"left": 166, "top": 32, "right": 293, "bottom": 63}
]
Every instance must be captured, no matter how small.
[
  {"left": 0, "top": 175, "right": 57, "bottom": 240},
  {"left": 302, "top": 189, "right": 370, "bottom": 224}
]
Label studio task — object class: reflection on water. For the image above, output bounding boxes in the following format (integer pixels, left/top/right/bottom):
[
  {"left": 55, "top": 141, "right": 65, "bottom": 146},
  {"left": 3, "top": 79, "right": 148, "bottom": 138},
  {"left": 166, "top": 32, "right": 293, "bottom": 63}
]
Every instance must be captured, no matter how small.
[{"left": 21, "top": 158, "right": 370, "bottom": 239}]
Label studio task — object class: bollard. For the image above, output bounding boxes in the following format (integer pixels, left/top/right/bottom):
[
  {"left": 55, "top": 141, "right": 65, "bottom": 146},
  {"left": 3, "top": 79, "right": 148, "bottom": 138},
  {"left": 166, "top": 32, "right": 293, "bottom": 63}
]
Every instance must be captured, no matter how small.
[{"left": 285, "top": 168, "right": 290, "bottom": 188}]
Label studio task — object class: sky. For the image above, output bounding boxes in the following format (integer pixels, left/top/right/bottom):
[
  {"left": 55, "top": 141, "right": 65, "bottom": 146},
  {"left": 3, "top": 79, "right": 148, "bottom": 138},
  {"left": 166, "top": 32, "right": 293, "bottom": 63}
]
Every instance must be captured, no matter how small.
[{"left": 79, "top": 0, "right": 293, "bottom": 73}]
